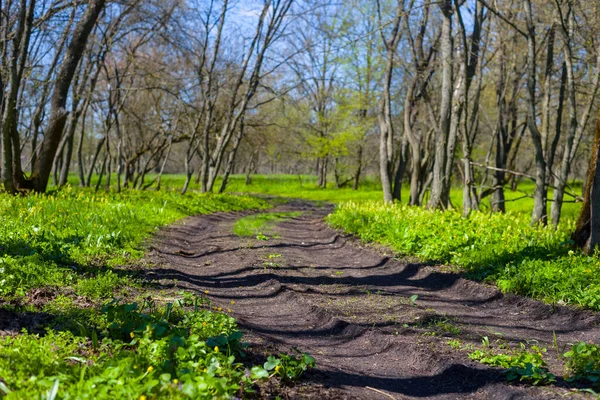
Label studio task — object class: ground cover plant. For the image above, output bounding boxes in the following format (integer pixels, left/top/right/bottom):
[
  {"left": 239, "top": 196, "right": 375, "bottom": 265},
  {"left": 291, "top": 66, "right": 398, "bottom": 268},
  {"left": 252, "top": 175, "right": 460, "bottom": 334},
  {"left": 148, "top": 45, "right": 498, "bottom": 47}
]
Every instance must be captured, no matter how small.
[
  {"left": 0, "top": 187, "right": 323, "bottom": 398},
  {"left": 468, "top": 341, "right": 556, "bottom": 385},
  {"left": 0, "top": 294, "right": 315, "bottom": 399}
]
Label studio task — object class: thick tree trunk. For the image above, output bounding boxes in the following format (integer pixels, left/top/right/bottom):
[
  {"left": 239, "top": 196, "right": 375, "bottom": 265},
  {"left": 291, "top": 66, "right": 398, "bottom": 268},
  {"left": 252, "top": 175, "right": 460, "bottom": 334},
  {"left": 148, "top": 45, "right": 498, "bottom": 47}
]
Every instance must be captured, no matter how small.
[
  {"left": 572, "top": 109, "right": 600, "bottom": 253},
  {"left": 28, "top": 0, "right": 106, "bottom": 192}
]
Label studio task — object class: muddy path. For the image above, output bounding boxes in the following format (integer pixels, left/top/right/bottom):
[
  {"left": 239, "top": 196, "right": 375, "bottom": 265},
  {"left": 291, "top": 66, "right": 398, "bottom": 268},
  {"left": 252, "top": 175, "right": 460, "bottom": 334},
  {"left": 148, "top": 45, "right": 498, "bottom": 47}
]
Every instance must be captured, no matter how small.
[{"left": 147, "top": 200, "right": 600, "bottom": 399}]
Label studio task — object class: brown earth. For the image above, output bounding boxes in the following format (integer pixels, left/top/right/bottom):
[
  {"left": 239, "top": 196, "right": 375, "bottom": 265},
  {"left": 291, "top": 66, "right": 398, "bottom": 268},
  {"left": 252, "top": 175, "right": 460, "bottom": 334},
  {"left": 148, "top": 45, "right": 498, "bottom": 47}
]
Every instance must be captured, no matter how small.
[{"left": 147, "top": 200, "right": 600, "bottom": 399}]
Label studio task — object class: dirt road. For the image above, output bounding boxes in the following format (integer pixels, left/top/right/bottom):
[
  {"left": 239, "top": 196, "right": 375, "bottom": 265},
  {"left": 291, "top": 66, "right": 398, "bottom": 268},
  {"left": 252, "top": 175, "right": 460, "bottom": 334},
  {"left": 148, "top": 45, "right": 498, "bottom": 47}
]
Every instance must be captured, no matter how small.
[{"left": 148, "top": 200, "right": 600, "bottom": 399}]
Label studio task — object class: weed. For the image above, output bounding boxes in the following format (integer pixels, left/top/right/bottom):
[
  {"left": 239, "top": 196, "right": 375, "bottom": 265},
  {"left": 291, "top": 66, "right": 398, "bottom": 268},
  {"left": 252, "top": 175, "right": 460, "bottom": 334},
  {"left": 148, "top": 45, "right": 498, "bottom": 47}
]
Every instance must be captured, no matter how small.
[
  {"left": 469, "top": 343, "right": 555, "bottom": 385},
  {"left": 563, "top": 342, "right": 600, "bottom": 386},
  {"left": 263, "top": 261, "right": 281, "bottom": 268},
  {"left": 251, "top": 350, "right": 316, "bottom": 382}
]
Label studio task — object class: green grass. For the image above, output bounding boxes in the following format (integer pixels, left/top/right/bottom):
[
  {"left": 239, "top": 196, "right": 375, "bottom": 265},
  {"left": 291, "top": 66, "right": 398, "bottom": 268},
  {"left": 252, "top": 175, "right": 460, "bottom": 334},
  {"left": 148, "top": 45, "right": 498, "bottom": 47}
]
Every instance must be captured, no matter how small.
[
  {"left": 0, "top": 186, "right": 323, "bottom": 398},
  {"left": 0, "top": 186, "right": 267, "bottom": 299},
  {"left": 327, "top": 201, "right": 600, "bottom": 310},
  {"left": 0, "top": 294, "right": 315, "bottom": 399},
  {"left": 72, "top": 173, "right": 582, "bottom": 220},
  {"left": 233, "top": 212, "right": 302, "bottom": 239}
]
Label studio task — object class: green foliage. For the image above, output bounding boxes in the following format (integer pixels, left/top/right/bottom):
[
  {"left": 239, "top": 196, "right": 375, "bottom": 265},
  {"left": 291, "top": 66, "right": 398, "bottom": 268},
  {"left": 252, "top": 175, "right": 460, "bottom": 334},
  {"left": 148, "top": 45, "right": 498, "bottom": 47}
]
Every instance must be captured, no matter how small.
[
  {"left": 0, "top": 296, "right": 315, "bottom": 399},
  {"left": 233, "top": 212, "right": 301, "bottom": 239},
  {"left": 326, "top": 201, "right": 600, "bottom": 310},
  {"left": 564, "top": 342, "right": 600, "bottom": 385},
  {"left": 469, "top": 343, "right": 555, "bottom": 385},
  {"left": 0, "top": 186, "right": 267, "bottom": 299},
  {"left": 251, "top": 350, "right": 316, "bottom": 382}
]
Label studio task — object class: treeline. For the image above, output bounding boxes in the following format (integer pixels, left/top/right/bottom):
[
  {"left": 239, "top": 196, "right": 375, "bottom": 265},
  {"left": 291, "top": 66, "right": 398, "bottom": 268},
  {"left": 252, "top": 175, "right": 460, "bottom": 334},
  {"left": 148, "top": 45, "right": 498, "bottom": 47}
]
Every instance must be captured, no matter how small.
[{"left": 1, "top": 0, "right": 599, "bottom": 227}]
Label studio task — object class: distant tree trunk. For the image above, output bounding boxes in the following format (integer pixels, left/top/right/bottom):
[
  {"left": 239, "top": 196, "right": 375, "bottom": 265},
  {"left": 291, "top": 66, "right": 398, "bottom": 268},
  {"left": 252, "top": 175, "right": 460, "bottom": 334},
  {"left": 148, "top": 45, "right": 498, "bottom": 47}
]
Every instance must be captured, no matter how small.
[
  {"left": 352, "top": 144, "right": 363, "bottom": 190},
  {"left": 572, "top": 108, "right": 600, "bottom": 253},
  {"left": 376, "top": 0, "right": 404, "bottom": 203},
  {"left": 523, "top": 0, "right": 547, "bottom": 224},
  {"left": 392, "top": 137, "right": 408, "bottom": 201},
  {"left": 76, "top": 106, "right": 89, "bottom": 186},
  {"left": 429, "top": 0, "right": 453, "bottom": 210},
  {"left": 219, "top": 117, "right": 245, "bottom": 193},
  {"left": 245, "top": 152, "right": 258, "bottom": 185},
  {"left": 317, "top": 157, "right": 328, "bottom": 188},
  {"left": 58, "top": 117, "right": 77, "bottom": 186},
  {"left": 94, "top": 153, "right": 107, "bottom": 192},
  {"left": 156, "top": 137, "right": 172, "bottom": 191},
  {"left": 86, "top": 137, "right": 105, "bottom": 187}
]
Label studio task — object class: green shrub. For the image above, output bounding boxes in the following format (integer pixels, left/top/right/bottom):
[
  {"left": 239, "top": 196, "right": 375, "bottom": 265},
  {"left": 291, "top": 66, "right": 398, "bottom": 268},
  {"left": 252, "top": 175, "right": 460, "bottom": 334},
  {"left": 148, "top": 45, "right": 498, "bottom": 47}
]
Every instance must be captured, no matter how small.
[{"left": 564, "top": 342, "right": 600, "bottom": 385}]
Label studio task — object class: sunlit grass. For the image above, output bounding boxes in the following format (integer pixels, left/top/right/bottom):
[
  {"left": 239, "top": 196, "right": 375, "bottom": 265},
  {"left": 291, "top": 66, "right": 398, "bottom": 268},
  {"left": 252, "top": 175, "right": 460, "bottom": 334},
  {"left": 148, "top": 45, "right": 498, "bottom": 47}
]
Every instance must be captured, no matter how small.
[{"left": 233, "top": 211, "right": 302, "bottom": 238}]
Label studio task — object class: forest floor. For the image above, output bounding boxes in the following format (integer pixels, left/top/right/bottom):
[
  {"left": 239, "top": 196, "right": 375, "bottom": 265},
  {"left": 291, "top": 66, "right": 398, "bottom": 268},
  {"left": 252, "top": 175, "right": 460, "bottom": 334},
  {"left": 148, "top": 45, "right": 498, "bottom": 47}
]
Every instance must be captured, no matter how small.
[{"left": 147, "top": 200, "right": 600, "bottom": 399}]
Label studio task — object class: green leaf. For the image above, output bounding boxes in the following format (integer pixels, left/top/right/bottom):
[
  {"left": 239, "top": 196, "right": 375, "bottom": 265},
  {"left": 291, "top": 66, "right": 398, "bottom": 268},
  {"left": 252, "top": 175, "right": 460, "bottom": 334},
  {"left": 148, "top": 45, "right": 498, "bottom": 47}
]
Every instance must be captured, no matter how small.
[
  {"left": 264, "top": 356, "right": 281, "bottom": 371},
  {"left": 251, "top": 366, "right": 269, "bottom": 379}
]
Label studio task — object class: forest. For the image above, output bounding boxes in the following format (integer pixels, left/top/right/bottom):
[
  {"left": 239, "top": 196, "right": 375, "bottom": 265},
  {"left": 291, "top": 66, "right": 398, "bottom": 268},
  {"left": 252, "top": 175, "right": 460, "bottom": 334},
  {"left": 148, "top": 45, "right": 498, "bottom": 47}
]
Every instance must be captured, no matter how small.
[{"left": 2, "top": 0, "right": 600, "bottom": 399}]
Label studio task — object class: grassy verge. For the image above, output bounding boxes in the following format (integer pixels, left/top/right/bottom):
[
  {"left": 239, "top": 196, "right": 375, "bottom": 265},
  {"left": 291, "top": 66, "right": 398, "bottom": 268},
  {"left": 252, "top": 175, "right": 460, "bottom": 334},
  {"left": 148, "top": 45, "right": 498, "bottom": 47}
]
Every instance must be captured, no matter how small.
[
  {"left": 0, "top": 186, "right": 267, "bottom": 299},
  {"left": 0, "top": 294, "right": 315, "bottom": 399},
  {"left": 0, "top": 187, "right": 317, "bottom": 398},
  {"left": 233, "top": 212, "right": 302, "bottom": 240},
  {"left": 327, "top": 201, "right": 600, "bottom": 310}
]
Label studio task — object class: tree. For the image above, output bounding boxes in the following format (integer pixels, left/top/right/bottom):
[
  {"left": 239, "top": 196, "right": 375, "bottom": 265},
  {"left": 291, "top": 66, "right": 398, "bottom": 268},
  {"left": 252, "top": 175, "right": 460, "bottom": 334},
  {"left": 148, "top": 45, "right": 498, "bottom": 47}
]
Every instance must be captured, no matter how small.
[{"left": 572, "top": 108, "right": 600, "bottom": 253}]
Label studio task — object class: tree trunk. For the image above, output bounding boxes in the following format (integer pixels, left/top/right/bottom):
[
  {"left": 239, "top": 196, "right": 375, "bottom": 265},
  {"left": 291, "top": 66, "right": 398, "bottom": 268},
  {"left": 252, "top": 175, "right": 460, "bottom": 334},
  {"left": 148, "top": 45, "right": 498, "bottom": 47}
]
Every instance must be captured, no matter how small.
[
  {"left": 28, "top": 0, "right": 106, "bottom": 192},
  {"left": 352, "top": 145, "right": 363, "bottom": 190},
  {"left": 58, "top": 117, "right": 77, "bottom": 186},
  {"left": 86, "top": 137, "right": 105, "bottom": 187},
  {"left": 523, "top": 0, "right": 547, "bottom": 224},
  {"left": 429, "top": 0, "right": 453, "bottom": 209},
  {"left": 572, "top": 108, "right": 600, "bottom": 253},
  {"left": 156, "top": 138, "right": 172, "bottom": 191}
]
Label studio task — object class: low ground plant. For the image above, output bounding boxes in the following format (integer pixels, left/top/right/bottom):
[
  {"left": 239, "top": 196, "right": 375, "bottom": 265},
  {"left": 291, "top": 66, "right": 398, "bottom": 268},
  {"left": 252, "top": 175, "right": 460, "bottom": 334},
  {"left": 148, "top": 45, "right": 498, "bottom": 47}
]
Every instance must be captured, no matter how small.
[
  {"left": 563, "top": 342, "right": 600, "bottom": 386},
  {"left": 468, "top": 342, "right": 555, "bottom": 385},
  {"left": 0, "top": 295, "right": 315, "bottom": 399}
]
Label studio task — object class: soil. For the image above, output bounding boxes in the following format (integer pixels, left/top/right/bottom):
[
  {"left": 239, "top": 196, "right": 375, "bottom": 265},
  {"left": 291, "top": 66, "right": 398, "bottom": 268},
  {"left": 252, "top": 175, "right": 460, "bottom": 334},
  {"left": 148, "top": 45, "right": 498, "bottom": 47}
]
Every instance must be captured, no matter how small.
[{"left": 147, "top": 200, "right": 600, "bottom": 399}]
